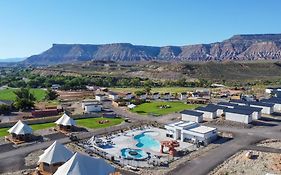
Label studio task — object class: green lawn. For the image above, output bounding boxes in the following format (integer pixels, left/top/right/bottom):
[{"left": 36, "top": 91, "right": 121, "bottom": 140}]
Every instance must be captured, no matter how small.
[
  {"left": 0, "top": 88, "right": 46, "bottom": 101},
  {"left": 109, "top": 87, "right": 198, "bottom": 94},
  {"left": 0, "top": 117, "right": 124, "bottom": 137},
  {"left": 131, "top": 101, "right": 201, "bottom": 116},
  {"left": 0, "top": 122, "right": 56, "bottom": 137},
  {"left": 76, "top": 117, "right": 124, "bottom": 129}
]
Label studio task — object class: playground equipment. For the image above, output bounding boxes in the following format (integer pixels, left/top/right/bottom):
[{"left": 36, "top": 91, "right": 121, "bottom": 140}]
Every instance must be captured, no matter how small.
[{"left": 160, "top": 140, "right": 179, "bottom": 156}]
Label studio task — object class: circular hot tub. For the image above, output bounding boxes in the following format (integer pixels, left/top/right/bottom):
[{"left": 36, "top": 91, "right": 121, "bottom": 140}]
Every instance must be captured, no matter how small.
[{"left": 121, "top": 148, "right": 148, "bottom": 160}]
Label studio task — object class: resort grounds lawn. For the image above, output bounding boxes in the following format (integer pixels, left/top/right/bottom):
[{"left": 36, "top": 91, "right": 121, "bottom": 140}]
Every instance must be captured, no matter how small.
[
  {"left": 0, "top": 122, "right": 56, "bottom": 137},
  {"left": 0, "top": 117, "right": 124, "bottom": 137},
  {"left": 75, "top": 117, "right": 124, "bottom": 129},
  {"left": 131, "top": 101, "right": 201, "bottom": 116},
  {"left": 109, "top": 87, "right": 197, "bottom": 94},
  {"left": 0, "top": 88, "right": 46, "bottom": 101}
]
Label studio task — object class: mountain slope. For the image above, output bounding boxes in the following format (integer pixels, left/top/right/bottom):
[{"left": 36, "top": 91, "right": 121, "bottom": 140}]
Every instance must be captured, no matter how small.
[{"left": 24, "top": 34, "right": 281, "bottom": 65}]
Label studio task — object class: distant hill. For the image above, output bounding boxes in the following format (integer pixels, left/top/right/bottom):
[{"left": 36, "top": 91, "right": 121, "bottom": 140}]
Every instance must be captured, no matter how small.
[
  {"left": 0, "top": 57, "right": 26, "bottom": 62},
  {"left": 24, "top": 34, "right": 281, "bottom": 65}
]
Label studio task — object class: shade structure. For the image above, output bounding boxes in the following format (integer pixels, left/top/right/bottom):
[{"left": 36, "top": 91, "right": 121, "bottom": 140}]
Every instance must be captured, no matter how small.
[
  {"left": 55, "top": 113, "right": 76, "bottom": 126},
  {"left": 8, "top": 120, "right": 32, "bottom": 135},
  {"left": 54, "top": 152, "right": 115, "bottom": 175},
  {"left": 38, "top": 141, "right": 73, "bottom": 164}
]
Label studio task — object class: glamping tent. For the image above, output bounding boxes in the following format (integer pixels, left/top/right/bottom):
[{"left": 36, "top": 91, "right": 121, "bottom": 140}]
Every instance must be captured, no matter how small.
[
  {"left": 54, "top": 152, "right": 115, "bottom": 175},
  {"left": 55, "top": 113, "right": 76, "bottom": 132},
  {"left": 38, "top": 141, "right": 73, "bottom": 174},
  {"left": 8, "top": 120, "right": 33, "bottom": 141}
]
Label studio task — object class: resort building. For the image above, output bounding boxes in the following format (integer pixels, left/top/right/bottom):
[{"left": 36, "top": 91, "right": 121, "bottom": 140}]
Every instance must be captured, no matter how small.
[
  {"left": 260, "top": 97, "right": 281, "bottom": 112},
  {"left": 248, "top": 101, "right": 274, "bottom": 114},
  {"left": 139, "top": 93, "right": 147, "bottom": 100},
  {"left": 55, "top": 113, "right": 76, "bottom": 132},
  {"left": 163, "top": 93, "right": 171, "bottom": 100},
  {"left": 205, "top": 104, "right": 227, "bottom": 117},
  {"left": 195, "top": 106, "right": 217, "bottom": 119},
  {"left": 224, "top": 108, "right": 253, "bottom": 124},
  {"left": 38, "top": 141, "right": 73, "bottom": 174},
  {"left": 7, "top": 120, "right": 33, "bottom": 142},
  {"left": 164, "top": 121, "right": 217, "bottom": 145},
  {"left": 265, "top": 87, "right": 281, "bottom": 94},
  {"left": 82, "top": 101, "right": 102, "bottom": 113},
  {"left": 234, "top": 105, "right": 262, "bottom": 120},
  {"left": 151, "top": 92, "right": 160, "bottom": 100},
  {"left": 54, "top": 152, "right": 116, "bottom": 175},
  {"left": 95, "top": 94, "right": 106, "bottom": 101},
  {"left": 180, "top": 110, "right": 203, "bottom": 123},
  {"left": 108, "top": 91, "right": 119, "bottom": 100},
  {"left": 124, "top": 93, "right": 133, "bottom": 100},
  {"left": 217, "top": 102, "right": 238, "bottom": 108},
  {"left": 229, "top": 99, "right": 249, "bottom": 106},
  {"left": 179, "top": 92, "right": 187, "bottom": 100}
]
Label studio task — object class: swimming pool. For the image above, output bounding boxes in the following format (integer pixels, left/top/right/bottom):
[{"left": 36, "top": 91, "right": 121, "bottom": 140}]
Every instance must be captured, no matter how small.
[
  {"left": 134, "top": 131, "right": 160, "bottom": 150},
  {"left": 121, "top": 148, "right": 149, "bottom": 160}
]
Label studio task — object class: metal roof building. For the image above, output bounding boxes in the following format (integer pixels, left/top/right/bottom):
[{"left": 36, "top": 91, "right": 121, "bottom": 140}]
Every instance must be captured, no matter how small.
[
  {"left": 180, "top": 110, "right": 204, "bottom": 123},
  {"left": 224, "top": 108, "right": 253, "bottom": 124}
]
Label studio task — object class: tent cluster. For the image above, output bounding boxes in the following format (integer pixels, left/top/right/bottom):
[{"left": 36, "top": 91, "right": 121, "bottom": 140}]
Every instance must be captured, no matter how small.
[
  {"left": 38, "top": 141, "right": 115, "bottom": 175},
  {"left": 6, "top": 113, "right": 76, "bottom": 143}
]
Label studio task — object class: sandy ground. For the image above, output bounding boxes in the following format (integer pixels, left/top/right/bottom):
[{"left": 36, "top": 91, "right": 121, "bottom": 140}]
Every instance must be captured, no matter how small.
[
  {"left": 209, "top": 150, "right": 281, "bottom": 175},
  {"left": 257, "top": 139, "right": 281, "bottom": 149}
]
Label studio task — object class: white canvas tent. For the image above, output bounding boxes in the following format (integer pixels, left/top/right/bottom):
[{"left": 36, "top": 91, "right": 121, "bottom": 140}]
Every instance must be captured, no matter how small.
[
  {"left": 54, "top": 152, "right": 115, "bottom": 175},
  {"left": 55, "top": 113, "right": 76, "bottom": 126},
  {"left": 8, "top": 120, "right": 32, "bottom": 135},
  {"left": 38, "top": 141, "right": 73, "bottom": 164}
]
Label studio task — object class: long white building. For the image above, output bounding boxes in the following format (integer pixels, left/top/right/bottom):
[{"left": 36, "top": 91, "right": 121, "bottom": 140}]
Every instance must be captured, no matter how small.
[{"left": 164, "top": 121, "right": 217, "bottom": 145}]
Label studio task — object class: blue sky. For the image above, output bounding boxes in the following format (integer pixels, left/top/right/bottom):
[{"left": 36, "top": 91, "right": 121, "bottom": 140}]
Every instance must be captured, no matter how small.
[{"left": 0, "top": 0, "right": 280, "bottom": 58}]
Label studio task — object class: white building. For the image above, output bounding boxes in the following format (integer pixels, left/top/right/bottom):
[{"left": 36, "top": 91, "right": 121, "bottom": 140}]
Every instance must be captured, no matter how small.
[
  {"left": 234, "top": 105, "right": 262, "bottom": 120},
  {"left": 224, "top": 108, "right": 253, "bottom": 124},
  {"left": 195, "top": 106, "right": 217, "bottom": 119},
  {"left": 261, "top": 98, "right": 281, "bottom": 112},
  {"left": 229, "top": 99, "right": 248, "bottom": 106},
  {"left": 124, "top": 93, "right": 133, "bottom": 100},
  {"left": 84, "top": 103, "right": 102, "bottom": 113},
  {"left": 95, "top": 94, "right": 106, "bottom": 101},
  {"left": 205, "top": 104, "right": 227, "bottom": 117},
  {"left": 164, "top": 121, "right": 217, "bottom": 145},
  {"left": 139, "top": 93, "right": 147, "bottom": 100},
  {"left": 179, "top": 92, "right": 187, "bottom": 100},
  {"left": 108, "top": 92, "right": 119, "bottom": 100},
  {"left": 265, "top": 87, "right": 281, "bottom": 94},
  {"left": 217, "top": 102, "right": 238, "bottom": 108},
  {"left": 151, "top": 92, "right": 160, "bottom": 100},
  {"left": 248, "top": 102, "right": 274, "bottom": 114},
  {"left": 180, "top": 110, "right": 204, "bottom": 123},
  {"left": 163, "top": 93, "right": 171, "bottom": 100}
]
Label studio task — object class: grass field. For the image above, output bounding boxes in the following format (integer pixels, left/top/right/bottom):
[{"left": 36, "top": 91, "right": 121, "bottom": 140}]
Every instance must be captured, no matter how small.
[
  {"left": 131, "top": 101, "right": 201, "bottom": 116},
  {"left": 76, "top": 117, "right": 124, "bottom": 129},
  {"left": 109, "top": 87, "right": 198, "bottom": 94},
  {"left": 0, "top": 117, "right": 124, "bottom": 137},
  {"left": 0, "top": 88, "right": 46, "bottom": 101}
]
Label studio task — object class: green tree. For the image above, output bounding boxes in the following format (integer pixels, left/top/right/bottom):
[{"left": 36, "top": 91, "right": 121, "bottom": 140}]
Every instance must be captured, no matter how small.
[
  {"left": 14, "top": 88, "right": 36, "bottom": 111},
  {"left": 45, "top": 88, "right": 59, "bottom": 101}
]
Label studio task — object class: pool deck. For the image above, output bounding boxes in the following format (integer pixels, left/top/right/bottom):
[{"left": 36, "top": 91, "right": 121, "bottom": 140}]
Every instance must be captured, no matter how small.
[{"left": 91, "top": 127, "right": 194, "bottom": 159}]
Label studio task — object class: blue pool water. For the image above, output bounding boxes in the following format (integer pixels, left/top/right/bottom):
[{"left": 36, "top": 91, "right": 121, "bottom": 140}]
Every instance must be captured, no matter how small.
[
  {"left": 121, "top": 148, "right": 148, "bottom": 160},
  {"left": 134, "top": 132, "right": 160, "bottom": 149}
]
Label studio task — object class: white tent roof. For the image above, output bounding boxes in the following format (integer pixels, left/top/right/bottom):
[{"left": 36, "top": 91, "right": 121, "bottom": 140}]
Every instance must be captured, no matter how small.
[
  {"left": 55, "top": 113, "right": 76, "bottom": 126},
  {"left": 54, "top": 152, "right": 115, "bottom": 175},
  {"left": 128, "top": 104, "right": 136, "bottom": 109},
  {"left": 38, "top": 141, "right": 73, "bottom": 164},
  {"left": 8, "top": 120, "right": 32, "bottom": 135}
]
